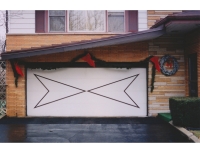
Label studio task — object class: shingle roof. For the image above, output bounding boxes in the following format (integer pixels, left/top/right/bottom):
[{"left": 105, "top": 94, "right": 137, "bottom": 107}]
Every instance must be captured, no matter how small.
[
  {"left": 1, "top": 26, "right": 165, "bottom": 60},
  {"left": 151, "top": 11, "right": 200, "bottom": 29}
]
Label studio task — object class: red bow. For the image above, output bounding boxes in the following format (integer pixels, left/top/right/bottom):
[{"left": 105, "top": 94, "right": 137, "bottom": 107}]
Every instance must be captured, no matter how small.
[
  {"left": 82, "top": 53, "right": 95, "bottom": 67},
  {"left": 150, "top": 56, "right": 160, "bottom": 72},
  {"left": 166, "top": 58, "right": 173, "bottom": 68},
  {"left": 14, "top": 62, "right": 24, "bottom": 76}
]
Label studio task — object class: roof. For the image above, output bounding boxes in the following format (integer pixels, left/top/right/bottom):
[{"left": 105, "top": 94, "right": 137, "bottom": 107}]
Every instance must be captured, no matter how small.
[
  {"left": 1, "top": 26, "right": 165, "bottom": 60},
  {"left": 151, "top": 11, "right": 200, "bottom": 29},
  {"left": 2, "top": 11, "right": 200, "bottom": 60}
]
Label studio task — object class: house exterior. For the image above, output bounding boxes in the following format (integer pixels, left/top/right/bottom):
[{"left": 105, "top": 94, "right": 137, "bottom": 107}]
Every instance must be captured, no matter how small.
[{"left": 1, "top": 10, "right": 200, "bottom": 117}]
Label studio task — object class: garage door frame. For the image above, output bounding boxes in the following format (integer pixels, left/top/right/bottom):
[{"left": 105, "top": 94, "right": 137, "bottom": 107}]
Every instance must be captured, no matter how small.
[{"left": 25, "top": 62, "right": 149, "bottom": 116}]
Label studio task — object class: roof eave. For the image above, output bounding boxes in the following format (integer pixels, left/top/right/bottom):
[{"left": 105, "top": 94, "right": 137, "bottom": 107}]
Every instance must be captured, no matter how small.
[
  {"left": 151, "top": 16, "right": 200, "bottom": 29},
  {"left": 1, "top": 26, "right": 165, "bottom": 60}
]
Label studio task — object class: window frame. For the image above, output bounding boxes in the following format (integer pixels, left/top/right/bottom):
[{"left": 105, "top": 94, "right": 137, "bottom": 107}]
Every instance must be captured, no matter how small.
[
  {"left": 67, "top": 10, "right": 106, "bottom": 33},
  {"left": 41, "top": 10, "right": 137, "bottom": 34},
  {"left": 107, "top": 10, "right": 125, "bottom": 33},
  {"left": 48, "top": 10, "right": 66, "bottom": 33}
]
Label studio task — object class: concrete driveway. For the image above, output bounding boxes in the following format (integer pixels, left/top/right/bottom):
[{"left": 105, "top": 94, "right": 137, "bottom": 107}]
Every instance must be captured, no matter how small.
[{"left": 0, "top": 117, "right": 193, "bottom": 142}]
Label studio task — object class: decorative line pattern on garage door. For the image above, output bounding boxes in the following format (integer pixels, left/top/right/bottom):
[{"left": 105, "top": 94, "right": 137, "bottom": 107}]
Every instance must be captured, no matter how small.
[
  {"left": 34, "top": 74, "right": 85, "bottom": 108},
  {"left": 88, "top": 74, "right": 139, "bottom": 108},
  {"left": 34, "top": 74, "right": 140, "bottom": 108}
]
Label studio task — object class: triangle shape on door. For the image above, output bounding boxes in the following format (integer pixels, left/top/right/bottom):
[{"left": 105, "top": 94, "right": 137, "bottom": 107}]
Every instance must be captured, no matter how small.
[
  {"left": 88, "top": 74, "right": 140, "bottom": 108},
  {"left": 34, "top": 74, "right": 85, "bottom": 108}
]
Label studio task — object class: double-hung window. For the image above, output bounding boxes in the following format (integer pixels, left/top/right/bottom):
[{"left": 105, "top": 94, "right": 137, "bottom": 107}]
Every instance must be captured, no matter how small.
[
  {"left": 68, "top": 10, "right": 105, "bottom": 32},
  {"left": 49, "top": 10, "right": 65, "bottom": 32},
  {"left": 108, "top": 10, "right": 124, "bottom": 32},
  {"left": 35, "top": 10, "right": 138, "bottom": 33}
]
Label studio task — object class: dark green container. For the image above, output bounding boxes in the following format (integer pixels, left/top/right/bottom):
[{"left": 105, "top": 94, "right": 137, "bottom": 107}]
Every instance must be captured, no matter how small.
[{"left": 169, "top": 97, "right": 200, "bottom": 128}]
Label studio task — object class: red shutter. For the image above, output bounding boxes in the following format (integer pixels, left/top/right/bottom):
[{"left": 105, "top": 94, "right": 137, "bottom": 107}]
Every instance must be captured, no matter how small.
[
  {"left": 35, "top": 10, "right": 45, "bottom": 33},
  {"left": 128, "top": 10, "right": 138, "bottom": 32}
]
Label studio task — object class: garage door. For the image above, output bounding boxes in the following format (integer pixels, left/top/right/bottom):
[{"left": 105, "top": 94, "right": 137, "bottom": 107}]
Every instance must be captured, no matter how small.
[{"left": 27, "top": 67, "right": 147, "bottom": 117}]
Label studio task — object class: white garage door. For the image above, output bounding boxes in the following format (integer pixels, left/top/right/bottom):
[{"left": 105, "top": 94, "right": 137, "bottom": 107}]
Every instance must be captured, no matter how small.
[{"left": 27, "top": 68, "right": 147, "bottom": 117}]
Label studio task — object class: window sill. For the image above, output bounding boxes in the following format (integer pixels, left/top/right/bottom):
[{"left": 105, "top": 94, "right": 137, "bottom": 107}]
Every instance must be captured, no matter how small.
[{"left": 7, "top": 32, "right": 131, "bottom": 36}]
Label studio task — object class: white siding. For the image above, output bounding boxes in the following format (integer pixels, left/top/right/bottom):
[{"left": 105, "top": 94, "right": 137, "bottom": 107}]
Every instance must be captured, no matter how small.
[
  {"left": 138, "top": 10, "right": 147, "bottom": 31},
  {"left": 8, "top": 10, "right": 148, "bottom": 34},
  {"left": 8, "top": 10, "right": 35, "bottom": 34}
]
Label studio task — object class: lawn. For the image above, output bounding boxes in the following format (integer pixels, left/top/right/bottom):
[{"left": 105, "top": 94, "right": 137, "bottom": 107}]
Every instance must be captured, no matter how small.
[{"left": 190, "top": 130, "right": 200, "bottom": 139}]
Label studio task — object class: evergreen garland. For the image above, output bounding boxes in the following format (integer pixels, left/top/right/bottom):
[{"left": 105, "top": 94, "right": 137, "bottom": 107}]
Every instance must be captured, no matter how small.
[
  {"left": 10, "top": 60, "right": 19, "bottom": 87},
  {"left": 12, "top": 53, "right": 160, "bottom": 92}
]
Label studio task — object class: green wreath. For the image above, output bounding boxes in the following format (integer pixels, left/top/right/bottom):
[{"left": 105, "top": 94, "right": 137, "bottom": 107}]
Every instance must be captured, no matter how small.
[{"left": 160, "top": 55, "right": 179, "bottom": 76}]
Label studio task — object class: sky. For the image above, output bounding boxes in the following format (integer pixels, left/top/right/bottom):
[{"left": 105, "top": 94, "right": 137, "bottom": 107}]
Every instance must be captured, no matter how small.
[{"left": 0, "top": 0, "right": 198, "bottom": 10}]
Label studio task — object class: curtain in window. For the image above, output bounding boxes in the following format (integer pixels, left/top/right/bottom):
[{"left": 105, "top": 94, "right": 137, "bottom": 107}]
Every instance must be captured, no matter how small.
[
  {"left": 49, "top": 10, "right": 65, "bottom": 32},
  {"left": 69, "top": 10, "right": 104, "bottom": 32},
  {"left": 108, "top": 12, "right": 124, "bottom": 32}
]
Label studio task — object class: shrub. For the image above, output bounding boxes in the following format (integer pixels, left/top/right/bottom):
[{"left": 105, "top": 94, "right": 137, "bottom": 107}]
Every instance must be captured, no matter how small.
[{"left": 169, "top": 97, "right": 200, "bottom": 128}]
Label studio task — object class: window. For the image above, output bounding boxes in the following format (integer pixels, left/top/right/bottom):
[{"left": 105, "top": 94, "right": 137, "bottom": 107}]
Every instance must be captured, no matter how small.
[
  {"left": 68, "top": 10, "right": 105, "bottom": 32},
  {"left": 108, "top": 10, "right": 124, "bottom": 32},
  {"left": 35, "top": 10, "right": 138, "bottom": 33},
  {"left": 49, "top": 10, "right": 65, "bottom": 32}
]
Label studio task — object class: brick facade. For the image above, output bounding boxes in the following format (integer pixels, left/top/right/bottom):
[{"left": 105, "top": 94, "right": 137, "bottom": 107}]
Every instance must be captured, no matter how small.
[
  {"left": 148, "top": 35, "right": 185, "bottom": 116},
  {"left": 6, "top": 34, "right": 116, "bottom": 52},
  {"left": 6, "top": 10, "right": 194, "bottom": 117},
  {"left": 6, "top": 33, "right": 187, "bottom": 117},
  {"left": 6, "top": 34, "right": 149, "bottom": 117},
  {"left": 147, "top": 10, "right": 182, "bottom": 28}
]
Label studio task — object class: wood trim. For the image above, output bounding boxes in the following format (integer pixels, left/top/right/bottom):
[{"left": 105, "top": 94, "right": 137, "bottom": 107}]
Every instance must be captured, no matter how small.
[
  {"left": 45, "top": 10, "right": 48, "bottom": 33},
  {"left": 125, "top": 11, "right": 129, "bottom": 32},
  {"left": 128, "top": 10, "right": 138, "bottom": 32},
  {"left": 35, "top": 10, "right": 45, "bottom": 33},
  {"left": 24, "top": 62, "right": 148, "bottom": 69},
  {"left": 66, "top": 10, "right": 68, "bottom": 32},
  {"left": 105, "top": 10, "right": 108, "bottom": 32}
]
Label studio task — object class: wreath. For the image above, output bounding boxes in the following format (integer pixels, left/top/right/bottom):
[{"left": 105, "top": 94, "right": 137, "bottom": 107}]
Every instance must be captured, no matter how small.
[{"left": 160, "top": 55, "right": 179, "bottom": 76}]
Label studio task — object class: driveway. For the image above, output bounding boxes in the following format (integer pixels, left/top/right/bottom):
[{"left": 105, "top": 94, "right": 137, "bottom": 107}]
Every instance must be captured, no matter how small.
[{"left": 0, "top": 117, "right": 193, "bottom": 142}]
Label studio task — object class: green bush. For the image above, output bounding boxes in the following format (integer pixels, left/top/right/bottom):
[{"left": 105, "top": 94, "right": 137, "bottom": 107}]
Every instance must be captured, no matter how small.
[{"left": 169, "top": 97, "right": 200, "bottom": 128}]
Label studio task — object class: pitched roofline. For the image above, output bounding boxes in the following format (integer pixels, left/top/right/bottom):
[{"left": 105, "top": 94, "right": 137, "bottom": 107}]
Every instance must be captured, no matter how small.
[
  {"left": 151, "top": 14, "right": 200, "bottom": 29},
  {"left": 1, "top": 26, "right": 165, "bottom": 60}
]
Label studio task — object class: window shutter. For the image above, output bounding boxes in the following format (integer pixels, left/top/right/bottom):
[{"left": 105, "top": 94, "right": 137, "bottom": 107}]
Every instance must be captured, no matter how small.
[
  {"left": 128, "top": 10, "right": 138, "bottom": 32},
  {"left": 35, "top": 10, "right": 45, "bottom": 33}
]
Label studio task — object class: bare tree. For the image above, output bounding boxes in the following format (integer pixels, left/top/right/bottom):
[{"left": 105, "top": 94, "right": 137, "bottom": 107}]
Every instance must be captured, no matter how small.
[
  {"left": 0, "top": 10, "right": 6, "bottom": 53},
  {"left": 0, "top": 10, "right": 23, "bottom": 54},
  {"left": 69, "top": 10, "right": 105, "bottom": 32}
]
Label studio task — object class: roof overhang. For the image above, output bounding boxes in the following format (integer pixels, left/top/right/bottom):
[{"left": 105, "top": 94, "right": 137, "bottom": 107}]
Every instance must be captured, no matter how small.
[
  {"left": 1, "top": 26, "right": 165, "bottom": 60},
  {"left": 151, "top": 13, "right": 200, "bottom": 34}
]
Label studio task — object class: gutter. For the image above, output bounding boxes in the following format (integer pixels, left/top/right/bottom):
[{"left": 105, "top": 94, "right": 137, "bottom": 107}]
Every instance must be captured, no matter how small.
[{"left": 1, "top": 26, "right": 165, "bottom": 60}]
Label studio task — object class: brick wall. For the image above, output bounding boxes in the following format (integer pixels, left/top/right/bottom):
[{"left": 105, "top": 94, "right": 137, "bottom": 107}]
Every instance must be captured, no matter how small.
[
  {"left": 185, "top": 28, "right": 200, "bottom": 96},
  {"left": 148, "top": 35, "right": 185, "bottom": 116},
  {"left": 6, "top": 34, "right": 149, "bottom": 117},
  {"left": 6, "top": 60, "right": 26, "bottom": 117},
  {"left": 147, "top": 10, "right": 182, "bottom": 28},
  {"left": 6, "top": 34, "right": 116, "bottom": 52},
  {"left": 5, "top": 33, "right": 186, "bottom": 117}
]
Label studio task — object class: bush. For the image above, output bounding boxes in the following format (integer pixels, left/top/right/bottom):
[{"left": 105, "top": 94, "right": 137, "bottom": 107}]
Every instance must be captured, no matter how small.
[{"left": 169, "top": 97, "right": 200, "bottom": 128}]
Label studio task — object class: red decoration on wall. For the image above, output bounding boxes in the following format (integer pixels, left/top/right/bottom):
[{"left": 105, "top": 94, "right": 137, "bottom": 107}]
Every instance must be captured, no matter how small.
[
  {"left": 14, "top": 62, "right": 24, "bottom": 76},
  {"left": 150, "top": 56, "right": 160, "bottom": 72},
  {"left": 82, "top": 53, "right": 96, "bottom": 67}
]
